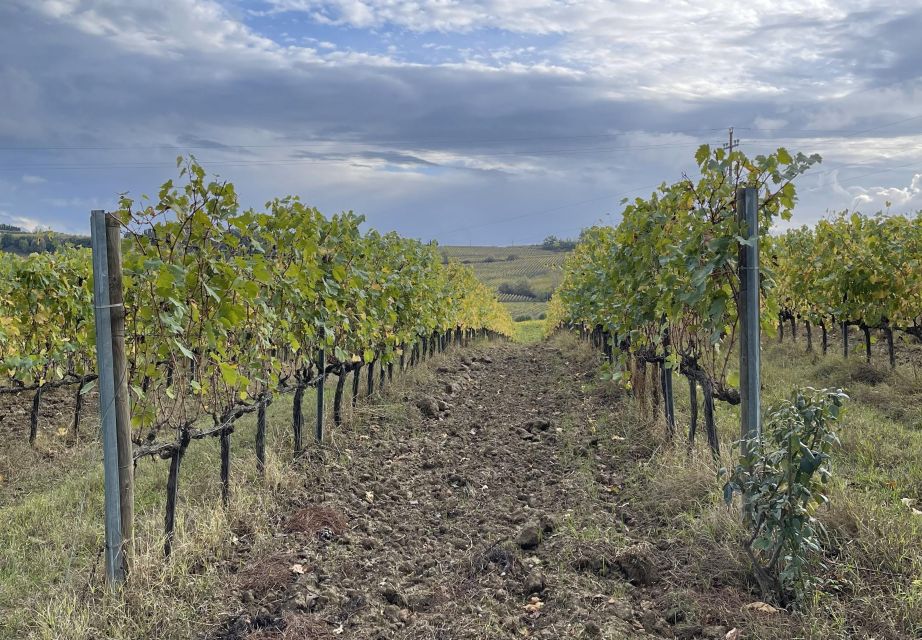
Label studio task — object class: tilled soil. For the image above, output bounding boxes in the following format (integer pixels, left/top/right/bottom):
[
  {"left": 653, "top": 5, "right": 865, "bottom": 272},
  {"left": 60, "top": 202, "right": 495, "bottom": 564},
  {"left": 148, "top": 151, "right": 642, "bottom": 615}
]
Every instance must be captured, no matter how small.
[{"left": 215, "top": 340, "right": 722, "bottom": 640}]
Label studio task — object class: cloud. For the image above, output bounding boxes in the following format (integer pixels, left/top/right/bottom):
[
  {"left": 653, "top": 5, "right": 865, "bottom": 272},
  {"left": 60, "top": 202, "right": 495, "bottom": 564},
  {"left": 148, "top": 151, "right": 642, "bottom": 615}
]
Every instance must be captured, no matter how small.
[
  {"left": 21, "top": 175, "right": 46, "bottom": 184},
  {"left": 0, "top": 210, "right": 42, "bottom": 231},
  {"left": 850, "top": 173, "right": 922, "bottom": 214},
  {"left": 0, "top": 0, "right": 920, "bottom": 243}
]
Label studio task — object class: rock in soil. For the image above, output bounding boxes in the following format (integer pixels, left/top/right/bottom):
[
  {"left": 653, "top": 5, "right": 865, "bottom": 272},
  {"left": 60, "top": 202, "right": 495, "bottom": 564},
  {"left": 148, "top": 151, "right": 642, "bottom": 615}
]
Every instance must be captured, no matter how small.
[
  {"left": 415, "top": 395, "right": 440, "bottom": 418},
  {"left": 516, "top": 523, "right": 543, "bottom": 549},
  {"left": 616, "top": 542, "right": 659, "bottom": 586},
  {"left": 524, "top": 570, "right": 546, "bottom": 595}
]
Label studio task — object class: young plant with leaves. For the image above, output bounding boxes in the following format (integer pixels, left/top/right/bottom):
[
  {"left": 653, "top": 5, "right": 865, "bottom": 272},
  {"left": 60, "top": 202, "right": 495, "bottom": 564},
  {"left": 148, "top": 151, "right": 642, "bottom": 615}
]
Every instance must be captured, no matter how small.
[{"left": 722, "top": 387, "right": 848, "bottom": 605}]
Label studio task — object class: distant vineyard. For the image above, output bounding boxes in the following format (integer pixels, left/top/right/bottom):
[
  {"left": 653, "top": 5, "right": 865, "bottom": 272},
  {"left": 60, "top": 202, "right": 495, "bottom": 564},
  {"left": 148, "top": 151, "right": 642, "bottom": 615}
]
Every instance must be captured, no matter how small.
[
  {"left": 497, "top": 292, "right": 534, "bottom": 302},
  {"left": 440, "top": 245, "right": 568, "bottom": 320},
  {"left": 505, "top": 301, "right": 547, "bottom": 320}
]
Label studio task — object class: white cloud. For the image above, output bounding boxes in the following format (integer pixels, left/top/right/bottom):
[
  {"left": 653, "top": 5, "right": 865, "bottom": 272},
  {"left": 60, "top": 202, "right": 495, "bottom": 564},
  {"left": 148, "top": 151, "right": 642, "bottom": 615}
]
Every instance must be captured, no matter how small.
[
  {"left": 29, "top": 0, "right": 283, "bottom": 60},
  {"left": 0, "top": 210, "right": 42, "bottom": 231},
  {"left": 21, "top": 175, "right": 46, "bottom": 184},
  {"left": 850, "top": 173, "right": 922, "bottom": 214},
  {"left": 263, "top": 0, "right": 907, "bottom": 101}
]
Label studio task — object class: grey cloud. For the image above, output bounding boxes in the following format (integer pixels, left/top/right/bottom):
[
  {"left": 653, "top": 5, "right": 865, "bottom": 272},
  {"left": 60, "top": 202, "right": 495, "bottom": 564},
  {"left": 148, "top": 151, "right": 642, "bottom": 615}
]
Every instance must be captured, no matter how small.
[{"left": 0, "top": 0, "right": 919, "bottom": 243}]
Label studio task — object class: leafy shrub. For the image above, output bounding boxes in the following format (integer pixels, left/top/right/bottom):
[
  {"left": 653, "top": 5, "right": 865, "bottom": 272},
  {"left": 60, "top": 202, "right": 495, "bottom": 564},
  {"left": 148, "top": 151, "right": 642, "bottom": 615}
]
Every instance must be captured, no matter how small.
[
  {"left": 538, "top": 312, "right": 547, "bottom": 320},
  {"left": 722, "top": 387, "right": 848, "bottom": 605},
  {"left": 541, "top": 235, "right": 577, "bottom": 251},
  {"left": 514, "top": 314, "right": 531, "bottom": 322}
]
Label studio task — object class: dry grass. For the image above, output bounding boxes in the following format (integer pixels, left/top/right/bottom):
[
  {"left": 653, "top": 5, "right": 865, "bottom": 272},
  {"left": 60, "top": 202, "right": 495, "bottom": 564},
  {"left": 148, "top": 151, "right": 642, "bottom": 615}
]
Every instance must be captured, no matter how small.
[
  {"left": 234, "top": 551, "right": 299, "bottom": 595},
  {"left": 593, "top": 336, "right": 922, "bottom": 639},
  {"left": 245, "top": 614, "right": 332, "bottom": 640},
  {"left": 283, "top": 505, "right": 347, "bottom": 536}
]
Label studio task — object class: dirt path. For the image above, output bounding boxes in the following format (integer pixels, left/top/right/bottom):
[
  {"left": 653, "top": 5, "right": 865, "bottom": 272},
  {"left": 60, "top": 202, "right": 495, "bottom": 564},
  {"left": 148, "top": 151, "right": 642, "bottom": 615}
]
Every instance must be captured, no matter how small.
[{"left": 218, "top": 339, "right": 715, "bottom": 640}]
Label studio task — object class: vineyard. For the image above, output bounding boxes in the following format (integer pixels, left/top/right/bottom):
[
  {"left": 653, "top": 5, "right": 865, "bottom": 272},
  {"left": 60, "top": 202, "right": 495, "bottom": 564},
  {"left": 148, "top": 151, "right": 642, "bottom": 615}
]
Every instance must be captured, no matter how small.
[
  {"left": 440, "top": 245, "right": 568, "bottom": 320},
  {"left": 1, "top": 151, "right": 921, "bottom": 640},
  {"left": 774, "top": 212, "right": 922, "bottom": 362},
  {"left": 0, "top": 159, "right": 517, "bottom": 632},
  {"left": 549, "top": 145, "right": 922, "bottom": 450},
  {"left": 546, "top": 144, "right": 921, "bottom": 634}
]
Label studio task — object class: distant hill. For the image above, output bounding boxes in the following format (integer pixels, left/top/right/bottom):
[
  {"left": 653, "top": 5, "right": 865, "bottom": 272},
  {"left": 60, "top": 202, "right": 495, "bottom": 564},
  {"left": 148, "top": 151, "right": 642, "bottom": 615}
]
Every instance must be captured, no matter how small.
[
  {"left": 0, "top": 227, "right": 91, "bottom": 255},
  {"left": 440, "top": 245, "right": 571, "bottom": 320}
]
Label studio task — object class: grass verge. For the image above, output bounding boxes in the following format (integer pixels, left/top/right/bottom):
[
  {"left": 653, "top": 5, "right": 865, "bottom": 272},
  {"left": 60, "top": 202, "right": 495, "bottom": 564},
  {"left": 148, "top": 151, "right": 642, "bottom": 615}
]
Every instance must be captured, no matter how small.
[{"left": 589, "top": 336, "right": 922, "bottom": 638}]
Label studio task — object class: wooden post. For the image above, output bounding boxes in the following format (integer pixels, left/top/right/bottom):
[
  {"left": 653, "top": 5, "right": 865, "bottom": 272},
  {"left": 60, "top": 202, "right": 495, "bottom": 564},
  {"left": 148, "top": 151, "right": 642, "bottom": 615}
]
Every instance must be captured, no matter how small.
[
  {"left": 105, "top": 214, "right": 134, "bottom": 555},
  {"left": 90, "top": 210, "right": 125, "bottom": 584}
]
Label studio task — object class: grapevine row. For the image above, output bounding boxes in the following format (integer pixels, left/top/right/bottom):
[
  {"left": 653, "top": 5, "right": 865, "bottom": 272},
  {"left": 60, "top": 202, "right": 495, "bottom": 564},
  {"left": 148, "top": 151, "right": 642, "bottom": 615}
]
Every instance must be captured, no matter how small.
[
  {"left": 548, "top": 145, "right": 821, "bottom": 450},
  {"left": 0, "top": 158, "right": 513, "bottom": 556},
  {"left": 774, "top": 211, "right": 922, "bottom": 364}
]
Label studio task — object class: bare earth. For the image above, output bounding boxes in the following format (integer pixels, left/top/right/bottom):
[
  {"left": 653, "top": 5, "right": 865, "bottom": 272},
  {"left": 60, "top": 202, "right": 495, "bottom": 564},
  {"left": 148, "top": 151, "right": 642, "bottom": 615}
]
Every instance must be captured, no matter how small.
[{"left": 213, "top": 340, "right": 728, "bottom": 640}]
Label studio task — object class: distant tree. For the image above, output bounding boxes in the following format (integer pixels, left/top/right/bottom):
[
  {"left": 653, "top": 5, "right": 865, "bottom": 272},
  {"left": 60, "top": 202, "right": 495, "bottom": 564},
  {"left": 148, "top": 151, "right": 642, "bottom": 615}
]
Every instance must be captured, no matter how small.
[
  {"left": 541, "top": 235, "right": 560, "bottom": 250},
  {"left": 498, "top": 279, "right": 536, "bottom": 298},
  {"left": 541, "top": 235, "right": 577, "bottom": 251}
]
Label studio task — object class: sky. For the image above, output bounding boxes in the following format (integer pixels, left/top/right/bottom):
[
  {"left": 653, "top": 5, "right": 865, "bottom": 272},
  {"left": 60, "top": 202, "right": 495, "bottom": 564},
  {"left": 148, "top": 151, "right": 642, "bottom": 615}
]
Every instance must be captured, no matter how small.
[{"left": 0, "top": 0, "right": 920, "bottom": 245}]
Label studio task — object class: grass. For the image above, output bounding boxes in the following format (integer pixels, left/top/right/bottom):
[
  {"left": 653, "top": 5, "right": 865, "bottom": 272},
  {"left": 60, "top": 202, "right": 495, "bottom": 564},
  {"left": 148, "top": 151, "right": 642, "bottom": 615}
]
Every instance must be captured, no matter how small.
[
  {"left": 0, "top": 358, "right": 438, "bottom": 640},
  {"left": 590, "top": 335, "right": 922, "bottom": 638},
  {"left": 513, "top": 319, "right": 545, "bottom": 344}
]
